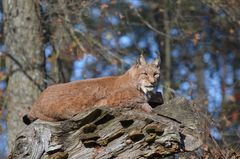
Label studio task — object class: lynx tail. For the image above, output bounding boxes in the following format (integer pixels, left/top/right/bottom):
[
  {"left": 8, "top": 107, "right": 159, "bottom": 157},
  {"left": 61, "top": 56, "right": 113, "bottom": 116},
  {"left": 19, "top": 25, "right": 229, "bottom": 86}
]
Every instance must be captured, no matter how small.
[{"left": 22, "top": 114, "right": 35, "bottom": 125}]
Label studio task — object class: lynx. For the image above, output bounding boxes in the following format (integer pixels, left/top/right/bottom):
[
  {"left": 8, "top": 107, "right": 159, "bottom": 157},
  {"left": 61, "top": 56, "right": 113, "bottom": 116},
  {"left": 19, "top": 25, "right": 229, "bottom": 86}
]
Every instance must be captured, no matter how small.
[{"left": 23, "top": 55, "right": 160, "bottom": 124}]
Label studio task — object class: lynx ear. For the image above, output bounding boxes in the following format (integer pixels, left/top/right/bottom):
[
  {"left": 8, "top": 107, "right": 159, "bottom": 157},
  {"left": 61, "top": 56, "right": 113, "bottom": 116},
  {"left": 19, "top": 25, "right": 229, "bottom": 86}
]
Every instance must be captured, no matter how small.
[
  {"left": 136, "top": 54, "right": 147, "bottom": 66},
  {"left": 152, "top": 58, "right": 161, "bottom": 67}
]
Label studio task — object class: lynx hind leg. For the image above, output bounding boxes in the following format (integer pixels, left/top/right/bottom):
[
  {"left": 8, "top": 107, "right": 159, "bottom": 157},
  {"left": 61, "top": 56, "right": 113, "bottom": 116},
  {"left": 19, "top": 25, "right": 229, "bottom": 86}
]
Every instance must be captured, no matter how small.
[{"left": 141, "top": 103, "right": 153, "bottom": 113}]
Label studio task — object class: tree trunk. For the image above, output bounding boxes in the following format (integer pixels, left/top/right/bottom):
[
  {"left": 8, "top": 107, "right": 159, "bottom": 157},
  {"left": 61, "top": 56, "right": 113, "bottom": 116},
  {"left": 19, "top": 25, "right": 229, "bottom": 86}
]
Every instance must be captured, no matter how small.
[
  {"left": 163, "top": 0, "right": 172, "bottom": 101},
  {"left": 9, "top": 96, "right": 214, "bottom": 159},
  {"left": 47, "top": 0, "right": 73, "bottom": 83},
  {"left": 3, "top": 0, "right": 45, "bottom": 148}
]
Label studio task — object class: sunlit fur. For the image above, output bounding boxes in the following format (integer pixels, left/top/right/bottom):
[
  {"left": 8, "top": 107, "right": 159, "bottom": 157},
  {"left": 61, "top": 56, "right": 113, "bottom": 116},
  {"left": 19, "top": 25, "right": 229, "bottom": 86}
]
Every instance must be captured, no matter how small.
[{"left": 27, "top": 55, "right": 160, "bottom": 122}]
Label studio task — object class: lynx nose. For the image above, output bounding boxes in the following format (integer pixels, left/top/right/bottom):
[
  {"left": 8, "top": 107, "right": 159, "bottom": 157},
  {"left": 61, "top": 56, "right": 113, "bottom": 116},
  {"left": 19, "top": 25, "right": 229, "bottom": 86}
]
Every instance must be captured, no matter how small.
[{"left": 149, "top": 77, "right": 156, "bottom": 85}]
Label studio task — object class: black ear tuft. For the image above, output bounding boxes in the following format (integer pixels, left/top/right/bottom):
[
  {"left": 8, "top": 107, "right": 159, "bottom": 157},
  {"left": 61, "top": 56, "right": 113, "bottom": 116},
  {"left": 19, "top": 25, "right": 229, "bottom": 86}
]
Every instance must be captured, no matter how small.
[
  {"left": 152, "top": 58, "right": 161, "bottom": 67},
  {"left": 136, "top": 54, "right": 147, "bottom": 66},
  {"left": 22, "top": 114, "right": 32, "bottom": 125}
]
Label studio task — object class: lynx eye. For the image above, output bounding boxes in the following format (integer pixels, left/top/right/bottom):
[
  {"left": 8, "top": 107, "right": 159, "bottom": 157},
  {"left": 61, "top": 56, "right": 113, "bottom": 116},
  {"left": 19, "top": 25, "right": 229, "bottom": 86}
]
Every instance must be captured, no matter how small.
[
  {"left": 154, "top": 73, "right": 159, "bottom": 78},
  {"left": 142, "top": 72, "right": 148, "bottom": 75}
]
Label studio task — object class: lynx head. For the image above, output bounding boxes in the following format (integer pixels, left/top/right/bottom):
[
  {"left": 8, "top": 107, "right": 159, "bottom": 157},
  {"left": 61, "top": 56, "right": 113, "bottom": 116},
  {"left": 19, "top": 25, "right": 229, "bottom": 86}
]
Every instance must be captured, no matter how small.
[{"left": 128, "top": 54, "right": 161, "bottom": 94}]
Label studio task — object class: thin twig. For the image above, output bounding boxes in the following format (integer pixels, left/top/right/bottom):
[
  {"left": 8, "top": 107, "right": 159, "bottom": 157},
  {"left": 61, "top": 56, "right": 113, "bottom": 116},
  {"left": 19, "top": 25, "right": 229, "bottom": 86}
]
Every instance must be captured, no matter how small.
[
  {"left": 134, "top": 9, "right": 169, "bottom": 38},
  {"left": 3, "top": 52, "right": 44, "bottom": 91}
]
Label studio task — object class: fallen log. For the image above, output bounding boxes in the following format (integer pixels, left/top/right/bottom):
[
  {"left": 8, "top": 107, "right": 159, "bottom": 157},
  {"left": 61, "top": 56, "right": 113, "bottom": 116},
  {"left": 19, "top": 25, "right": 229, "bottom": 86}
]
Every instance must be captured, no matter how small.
[{"left": 9, "top": 96, "right": 210, "bottom": 159}]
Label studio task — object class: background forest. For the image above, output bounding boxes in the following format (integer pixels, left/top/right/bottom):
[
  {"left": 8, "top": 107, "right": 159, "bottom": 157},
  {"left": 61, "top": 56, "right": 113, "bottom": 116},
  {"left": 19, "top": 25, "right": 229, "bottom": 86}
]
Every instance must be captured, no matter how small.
[{"left": 0, "top": 0, "right": 240, "bottom": 158}]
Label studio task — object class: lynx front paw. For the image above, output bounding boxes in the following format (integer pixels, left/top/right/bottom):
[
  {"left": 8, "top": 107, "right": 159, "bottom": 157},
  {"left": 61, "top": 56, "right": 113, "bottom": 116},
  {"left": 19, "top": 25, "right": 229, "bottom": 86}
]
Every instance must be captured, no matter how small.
[{"left": 141, "top": 103, "right": 153, "bottom": 113}]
